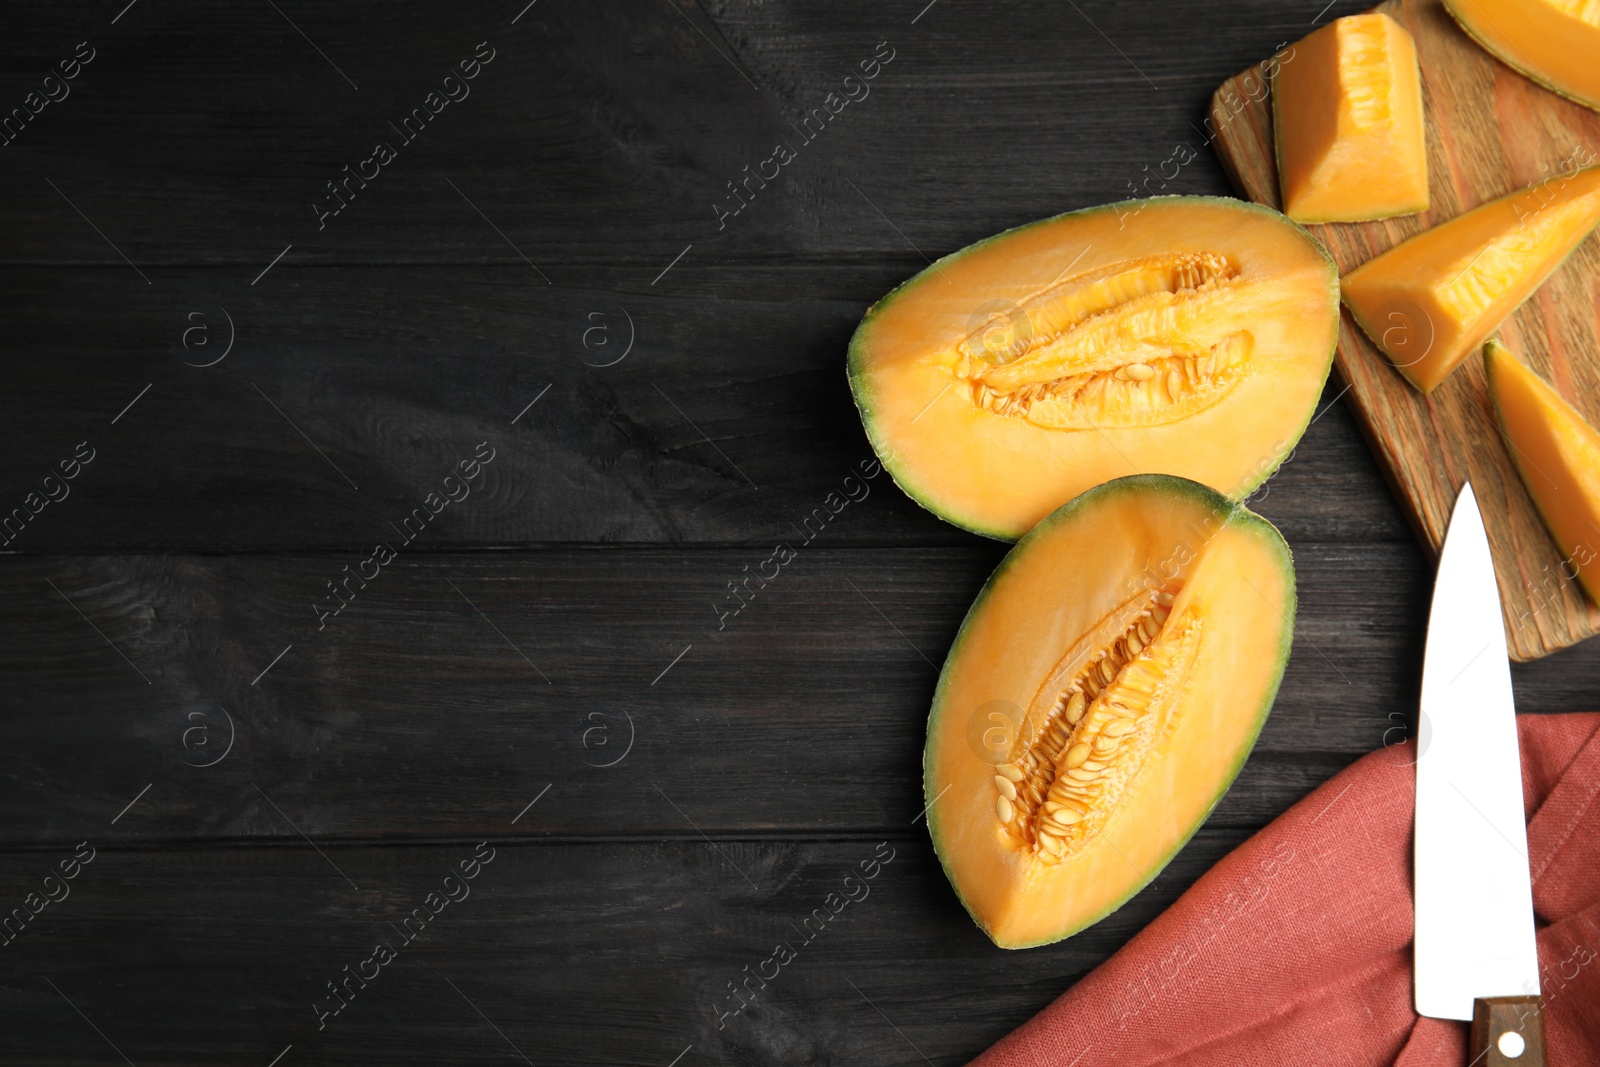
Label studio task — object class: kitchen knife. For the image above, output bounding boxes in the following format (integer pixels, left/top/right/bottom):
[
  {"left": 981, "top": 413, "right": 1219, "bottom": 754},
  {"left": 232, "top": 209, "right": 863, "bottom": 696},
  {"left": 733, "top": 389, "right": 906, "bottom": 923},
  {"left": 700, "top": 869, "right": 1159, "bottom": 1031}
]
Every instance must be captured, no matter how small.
[{"left": 1414, "top": 483, "right": 1545, "bottom": 1065}]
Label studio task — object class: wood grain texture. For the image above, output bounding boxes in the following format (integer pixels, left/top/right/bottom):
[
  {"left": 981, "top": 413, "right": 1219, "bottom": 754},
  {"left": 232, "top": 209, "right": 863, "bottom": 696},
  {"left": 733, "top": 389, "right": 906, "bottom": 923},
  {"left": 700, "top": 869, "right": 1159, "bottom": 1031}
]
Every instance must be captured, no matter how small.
[
  {"left": 0, "top": 268, "right": 1407, "bottom": 550},
  {"left": 0, "top": 541, "right": 1418, "bottom": 845},
  {"left": 0, "top": 835, "right": 1251, "bottom": 1066},
  {"left": 4, "top": 540, "right": 1597, "bottom": 851},
  {"left": 1471, "top": 995, "right": 1548, "bottom": 1067},
  {"left": 0, "top": 0, "right": 1374, "bottom": 269},
  {"left": 1208, "top": 0, "right": 1600, "bottom": 661}
]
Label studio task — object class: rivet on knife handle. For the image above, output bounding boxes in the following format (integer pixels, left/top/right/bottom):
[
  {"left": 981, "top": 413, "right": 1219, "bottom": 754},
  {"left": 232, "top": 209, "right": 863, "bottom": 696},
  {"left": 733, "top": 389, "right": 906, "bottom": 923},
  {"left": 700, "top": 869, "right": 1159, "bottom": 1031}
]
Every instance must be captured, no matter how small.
[{"left": 1469, "top": 996, "right": 1547, "bottom": 1066}]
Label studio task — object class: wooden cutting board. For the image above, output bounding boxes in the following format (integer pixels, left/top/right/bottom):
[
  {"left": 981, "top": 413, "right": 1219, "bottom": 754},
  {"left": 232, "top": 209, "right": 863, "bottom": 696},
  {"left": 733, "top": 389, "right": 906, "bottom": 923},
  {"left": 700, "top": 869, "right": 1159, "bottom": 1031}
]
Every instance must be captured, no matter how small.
[{"left": 1208, "top": 0, "right": 1600, "bottom": 661}]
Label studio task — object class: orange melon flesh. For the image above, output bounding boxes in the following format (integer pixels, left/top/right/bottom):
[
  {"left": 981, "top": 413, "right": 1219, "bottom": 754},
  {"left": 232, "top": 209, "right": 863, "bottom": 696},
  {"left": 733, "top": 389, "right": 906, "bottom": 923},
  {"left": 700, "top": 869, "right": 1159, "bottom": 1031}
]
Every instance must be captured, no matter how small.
[
  {"left": 1444, "top": 0, "right": 1600, "bottom": 113},
  {"left": 848, "top": 197, "right": 1339, "bottom": 540},
  {"left": 1273, "top": 13, "right": 1428, "bottom": 223},
  {"left": 1341, "top": 165, "right": 1600, "bottom": 393},
  {"left": 1485, "top": 340, "right": 1600, "bottom": 603},
  {"left": 925, "top": 475, "right": 1294, "bottom": 948}
]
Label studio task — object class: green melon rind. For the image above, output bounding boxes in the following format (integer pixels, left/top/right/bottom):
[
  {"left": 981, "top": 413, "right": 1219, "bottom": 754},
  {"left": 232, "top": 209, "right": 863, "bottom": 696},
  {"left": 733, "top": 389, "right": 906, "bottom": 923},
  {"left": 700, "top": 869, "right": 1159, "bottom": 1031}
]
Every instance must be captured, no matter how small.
[
  {"left": 921, "top": 473, "right": 1296, "bottom": 949},
  {"left": 1442, "top": 0, "right": 1600, "bottom": 114},
  {"left": 846, "top": 195, "right": 1341, "bottom": 542}
]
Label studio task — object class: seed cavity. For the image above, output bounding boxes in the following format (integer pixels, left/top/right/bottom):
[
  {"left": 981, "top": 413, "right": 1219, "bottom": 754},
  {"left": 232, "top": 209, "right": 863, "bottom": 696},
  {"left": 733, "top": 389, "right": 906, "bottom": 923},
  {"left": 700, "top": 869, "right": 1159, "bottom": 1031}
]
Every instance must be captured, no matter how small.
[
  {"left": 990, "top": 584, "right": 1204, "bottom": 864},
  {"left": 954, "top": 251, "right": 1264, "bottom": 431}
]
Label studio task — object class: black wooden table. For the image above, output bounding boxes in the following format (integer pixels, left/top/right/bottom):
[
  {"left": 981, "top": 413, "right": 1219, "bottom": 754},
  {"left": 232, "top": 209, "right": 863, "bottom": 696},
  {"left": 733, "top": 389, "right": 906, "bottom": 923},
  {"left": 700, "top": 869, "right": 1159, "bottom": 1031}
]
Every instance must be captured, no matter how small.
[{"left": 3, "top": 2, "right": 1596, "bottom": 1064}]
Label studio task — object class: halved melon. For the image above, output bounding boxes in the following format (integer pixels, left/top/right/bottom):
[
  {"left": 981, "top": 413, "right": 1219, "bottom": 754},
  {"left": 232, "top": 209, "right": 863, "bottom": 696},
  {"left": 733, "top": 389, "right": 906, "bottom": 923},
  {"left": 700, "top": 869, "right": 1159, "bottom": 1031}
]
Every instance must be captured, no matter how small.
[
  {"left": 1444, "top": 0, "right": 1600, "bottom": 113},
  {"left": 924, "top": 475, "right": 1294, "bottom": 948},
  {"left": 1341, "top": 165, "right": 1600, "bottom": 393},
  {"left": 847, "top": 197, "right": 1340, "bottom": 540},
  {"left": 1485, "top": 339, "right": 1600, "bottom": 603},
  {"left": 1273, "top": 13, "right": 1429, "bottom": 223}
]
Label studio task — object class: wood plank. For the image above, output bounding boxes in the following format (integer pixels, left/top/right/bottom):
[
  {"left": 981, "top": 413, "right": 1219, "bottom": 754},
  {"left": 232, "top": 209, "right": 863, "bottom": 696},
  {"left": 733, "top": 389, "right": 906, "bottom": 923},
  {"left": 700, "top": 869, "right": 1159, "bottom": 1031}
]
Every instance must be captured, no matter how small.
[
  {"left": 0, "top": 833, "right": 1253, "bottom": 1066},
  {"left": 2, "top": 541, "right": 1594, "bottom": 848},
  {"left": 1207, "top": 0, "right": 1600, "bottom": 660},
  {"left": 0, "top": 0, "right": 1376, "bottom": 270},
  {"left": 0, "top": 267, "right": 1409, "bottom": 551}
]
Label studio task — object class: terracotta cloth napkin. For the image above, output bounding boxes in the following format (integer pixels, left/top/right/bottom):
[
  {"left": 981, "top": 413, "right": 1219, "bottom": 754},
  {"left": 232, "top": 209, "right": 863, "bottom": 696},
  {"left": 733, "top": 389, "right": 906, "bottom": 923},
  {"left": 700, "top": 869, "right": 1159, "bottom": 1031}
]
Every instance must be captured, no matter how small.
[{"left": 971, "top": 713, "right": 1600, "bottom": 1067}]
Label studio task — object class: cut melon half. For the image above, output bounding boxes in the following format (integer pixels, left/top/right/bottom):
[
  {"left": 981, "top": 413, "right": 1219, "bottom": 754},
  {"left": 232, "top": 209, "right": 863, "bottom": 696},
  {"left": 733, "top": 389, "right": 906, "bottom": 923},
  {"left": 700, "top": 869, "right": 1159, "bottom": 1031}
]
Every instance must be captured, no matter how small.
[
  {"left": 1444, "top": 0, "right": 1600, "bottom": 113},
  {"left": 847, "top": 196, "right": 1340, "bottom": 540},
  {"left": 1273, "top": 13, "right": 1429, "bottom": 223},
  {"left": 924, "top": 475, "right": 1294, "bottom": 948},
  {"left": 1341, "top": 165, "right": 1600, "bottom": 393},
  {"left": 1485, "top": 339, "right": 1600, "bottom": 603}
]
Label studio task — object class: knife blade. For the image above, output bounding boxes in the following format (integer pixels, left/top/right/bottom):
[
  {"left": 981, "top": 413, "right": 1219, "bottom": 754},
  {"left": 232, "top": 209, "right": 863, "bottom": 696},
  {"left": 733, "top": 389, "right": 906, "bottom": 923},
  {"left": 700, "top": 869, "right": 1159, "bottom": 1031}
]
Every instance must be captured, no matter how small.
[{"left": 1414, "top": 484, "right": 1544, "bottom": 1063}]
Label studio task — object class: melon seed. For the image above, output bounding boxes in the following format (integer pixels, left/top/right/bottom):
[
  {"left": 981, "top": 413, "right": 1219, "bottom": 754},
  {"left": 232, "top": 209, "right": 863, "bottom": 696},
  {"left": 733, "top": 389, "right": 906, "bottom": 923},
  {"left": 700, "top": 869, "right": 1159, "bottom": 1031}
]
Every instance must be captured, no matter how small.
[
  {"left": 1064, "top": 742, "right": 1091, "bottom": 768},
  {"left": 1051, "top": 806, "right": 1085, "bottom": 825},
  {"left": 1165, "top": 367, "right": 1183, "bottom": 401},
  {"left": 994, "top": 775, "right": 1017, "bottom": 800},
  {"left": 1067, "top": 767, "right": 1098, "bottom": 782},
  {"left": 1064, "top": 690, "right": 1087, "bottom": 725},
  {"left": 1121, "top": 362, "right": 1156, "bottom": 381},
  {"left": 999, "top": 763, "right": 1024, "bottom": 783},
  {"left": 1140, "top": 614, "right": 1161, "bottom": 640},
  {"left": 1104, "top": 718, "right": 1136, "bottom": 737},
  {"left": 996, "top": 795, "right": 1014, "bottom": 824}
]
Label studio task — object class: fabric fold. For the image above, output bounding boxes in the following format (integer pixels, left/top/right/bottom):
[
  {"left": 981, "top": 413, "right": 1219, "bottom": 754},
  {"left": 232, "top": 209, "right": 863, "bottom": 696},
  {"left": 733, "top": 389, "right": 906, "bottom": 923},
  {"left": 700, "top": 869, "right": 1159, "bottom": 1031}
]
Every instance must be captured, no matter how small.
[{"left": 970, "top": 713, "right": 1600, "bottom": 1067}]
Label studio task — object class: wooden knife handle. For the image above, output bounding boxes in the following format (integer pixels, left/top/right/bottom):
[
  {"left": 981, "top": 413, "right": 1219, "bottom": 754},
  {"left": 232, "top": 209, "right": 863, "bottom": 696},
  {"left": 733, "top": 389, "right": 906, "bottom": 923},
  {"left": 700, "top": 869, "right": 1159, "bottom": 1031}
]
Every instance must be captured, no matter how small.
[{"left": 1469, "top": 996, "right": 1547, "bottom": 1066}]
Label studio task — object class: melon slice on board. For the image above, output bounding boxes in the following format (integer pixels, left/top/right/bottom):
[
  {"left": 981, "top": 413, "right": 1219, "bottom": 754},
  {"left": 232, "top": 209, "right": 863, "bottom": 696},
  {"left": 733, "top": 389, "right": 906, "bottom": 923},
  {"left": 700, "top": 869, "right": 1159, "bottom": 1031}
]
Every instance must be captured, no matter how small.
[
  {"left": 1273, "top": 12, "right": 1428, "bottom": 223},
  {"left": 1485, "top": 339, "right": 1600, "bottom": 604},
  {"left": 1340, "top": 165, "right": 1600, "bottom": 393}
]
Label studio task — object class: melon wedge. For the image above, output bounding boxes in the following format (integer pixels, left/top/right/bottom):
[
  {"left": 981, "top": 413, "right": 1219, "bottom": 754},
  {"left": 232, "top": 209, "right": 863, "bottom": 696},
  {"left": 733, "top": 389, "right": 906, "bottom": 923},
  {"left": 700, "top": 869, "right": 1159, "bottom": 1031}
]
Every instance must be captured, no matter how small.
[
  {"left": 1341, "top": 165, "right": 1600, "bottom": 393},
  {"left": 1273, "top": 13, "right": 1429, "bottom": 223},
  {"left": 1444, "top": 0, "right": 1600, "bottom": 113},
  {"left": 1485, "top": 339, "right": 1600, "bottom": 603},
  {"left": 924, "top": 475, "right": 1294, "bottom": 948},
  {"left": 848, "top": 196, "right": 1340, "bottom": 540}
]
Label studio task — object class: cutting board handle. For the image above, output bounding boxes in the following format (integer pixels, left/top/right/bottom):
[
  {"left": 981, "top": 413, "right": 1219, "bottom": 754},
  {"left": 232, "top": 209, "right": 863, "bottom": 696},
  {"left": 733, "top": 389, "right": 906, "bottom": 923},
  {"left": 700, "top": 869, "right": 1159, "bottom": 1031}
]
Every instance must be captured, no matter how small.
[{"left": 1470, "top": 996, "right": 1547, "bottom": 1066}]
